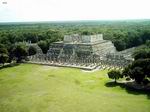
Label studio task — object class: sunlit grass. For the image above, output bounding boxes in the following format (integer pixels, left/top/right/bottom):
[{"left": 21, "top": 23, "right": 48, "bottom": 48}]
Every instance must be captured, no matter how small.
[{"left": 0, "top": 64, "right": 149, "bottom": 112}]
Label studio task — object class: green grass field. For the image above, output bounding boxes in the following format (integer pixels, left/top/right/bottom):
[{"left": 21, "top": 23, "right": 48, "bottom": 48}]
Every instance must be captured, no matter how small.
[{"left": 0, "top": 64, "right": 150, "bottom": 112}]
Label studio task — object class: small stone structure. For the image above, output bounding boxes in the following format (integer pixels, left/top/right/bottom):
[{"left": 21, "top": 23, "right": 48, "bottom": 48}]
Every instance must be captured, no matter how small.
[{"left": 28, "top": 34, "right": 133, "bottom": 70}]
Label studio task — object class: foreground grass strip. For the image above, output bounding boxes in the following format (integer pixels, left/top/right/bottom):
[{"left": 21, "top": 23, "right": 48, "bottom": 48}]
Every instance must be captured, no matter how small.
[{"left": 0, "top": 64, "right": 150, "bottom": 112}]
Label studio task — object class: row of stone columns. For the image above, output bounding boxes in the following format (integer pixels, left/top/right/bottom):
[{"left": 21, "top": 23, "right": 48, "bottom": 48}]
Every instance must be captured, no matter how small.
[{"left": 28, "top": 54, "right": 132, "bottom": 69}]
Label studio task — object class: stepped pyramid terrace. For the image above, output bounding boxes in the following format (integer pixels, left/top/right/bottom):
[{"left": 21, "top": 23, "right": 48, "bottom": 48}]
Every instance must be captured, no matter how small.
[
  {"left": 28, "top": 34, "right": 133, "bottom": 70},
  {"left": 47, "top": 34, "right": 116, "bottom": 62}
]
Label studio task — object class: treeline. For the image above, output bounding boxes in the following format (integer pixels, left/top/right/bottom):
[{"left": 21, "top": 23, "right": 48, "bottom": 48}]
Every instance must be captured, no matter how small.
[
  {"left": 0, "top": 20, "right": 150, "bottom": 54},
  {"left": 0, "top": 29, "right": 63, "bottom": 55},
  {"left": 0, "top": 29, "right": 63, "bottom": 44}
]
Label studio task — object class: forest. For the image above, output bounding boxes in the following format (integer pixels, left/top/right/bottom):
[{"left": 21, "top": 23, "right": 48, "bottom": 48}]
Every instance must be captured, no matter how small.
[
  {"left": 1, "top": 20, "right": 150, "bottom": 49},
  {"left": 0, "top": 20, "right": 150, "bottom": 64}
]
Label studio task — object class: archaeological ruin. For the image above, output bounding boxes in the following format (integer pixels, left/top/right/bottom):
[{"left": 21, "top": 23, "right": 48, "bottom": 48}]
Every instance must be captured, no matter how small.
[{"left": 28, "top": 34, "right": 134, "bottom": 70}]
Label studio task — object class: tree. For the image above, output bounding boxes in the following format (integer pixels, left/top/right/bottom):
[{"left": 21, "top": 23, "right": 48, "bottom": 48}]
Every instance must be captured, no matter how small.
[
  {"left": 37, "top": 40, "right": 49, "bottom": 54},
  {"left": 133, "top": 49, "right": 150, "bottom": 60},
  {"left": 126, "top": 31, "right": 142, "bottom": 48},
  {"left": 0, "top": 44, "right": 8, "bottom": 54},
  {"left": 0, "top": 47, "right": 8, "bottom": 54},
  {"left": 0, "top": 44, "right": 9, "bottom": 66},
  {"left": 23, "top": 33, "right": 38, "bottom": 43},
  {"left": 113, "top": 40, "right": 126, "bottom": 51},
  {"left": 130, "top": 67, "right": 145, "bottom": 84},
  {"left": 122, "top": 59, "right": 150, "bottom": 84},
  {"left": 28, "top": 46, "right": 37, "bottom": 56},
  {"left": 141, "top": 30, "right": 150, "bottom": 43},
  {"left": 12, "top": 43, "right": 28, "bottom": 63},
  {"left": 108, "top": 70, "right": 123, "bottom": 83},
  {"left": 81, "top": 31, "right": 94, "bottom": 35},
  {"left": 0, "top": 54, "right": 9, "bottom": 66},
  {"left": 145, "top": 40, "right": 150, "bottom": 47},
  {"left": 6, "top": 44, "right": 15, "bottom": 63},
  {"left": 46, "top": 29, "right": 63, "bottom": 42}
]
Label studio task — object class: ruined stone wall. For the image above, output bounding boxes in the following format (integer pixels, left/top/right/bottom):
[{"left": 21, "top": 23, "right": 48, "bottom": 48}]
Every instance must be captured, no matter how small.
[
  {"left": 64, "top": 34, "right": 81, "bottom": 43},
  {"left": 64, "top": 34, "right": 103, "bottom": 43},
  {"left": 90, "top": 34, "right": 103, "bottom": 43},
  {"left": 92, "top": 41, "right": 116, "bottom": 55}
]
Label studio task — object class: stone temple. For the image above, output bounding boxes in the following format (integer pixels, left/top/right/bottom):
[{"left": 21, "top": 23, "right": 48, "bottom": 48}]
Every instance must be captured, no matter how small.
[
  {"left": 29, "top": 34, "right": 133, "bottom": 70},
  {"left": 47, "top": 34, "right": 116, "bottom": 63}
]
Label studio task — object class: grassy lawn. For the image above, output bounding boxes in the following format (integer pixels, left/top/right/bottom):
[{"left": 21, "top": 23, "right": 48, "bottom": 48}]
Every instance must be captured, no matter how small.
[{"left": 0, "top": 64, "right": 150, "bottom": 112}]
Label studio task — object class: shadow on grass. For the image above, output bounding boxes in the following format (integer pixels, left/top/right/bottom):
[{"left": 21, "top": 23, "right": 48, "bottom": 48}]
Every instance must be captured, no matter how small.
[
  {"left": 105, "top": 81, "right": 125, "bottom": 88},
  {"left": 105, "top": 81, "right": 150, "bottom": 99},
  {"left": 0, "top": 63, "right": 20, "bottom": 70}
]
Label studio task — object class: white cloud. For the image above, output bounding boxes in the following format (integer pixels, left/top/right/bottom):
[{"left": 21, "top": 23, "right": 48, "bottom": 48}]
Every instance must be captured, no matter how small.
[{"left": 0, "top": 0, "right": 150, "bottom": 22}]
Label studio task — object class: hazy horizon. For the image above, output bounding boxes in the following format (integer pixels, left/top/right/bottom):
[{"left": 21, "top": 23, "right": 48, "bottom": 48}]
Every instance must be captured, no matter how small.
[
  {"left": 1, "top": 0, "right": 150, "bottom": 22},
  {"left": 1, "top": 19, "right": 150, "bottom": 24}
]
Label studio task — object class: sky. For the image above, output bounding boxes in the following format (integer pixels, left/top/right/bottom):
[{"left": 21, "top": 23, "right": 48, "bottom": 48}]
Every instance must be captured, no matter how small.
[{"left": 0, "top": 0, "right": 150, "bottom": 22}]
